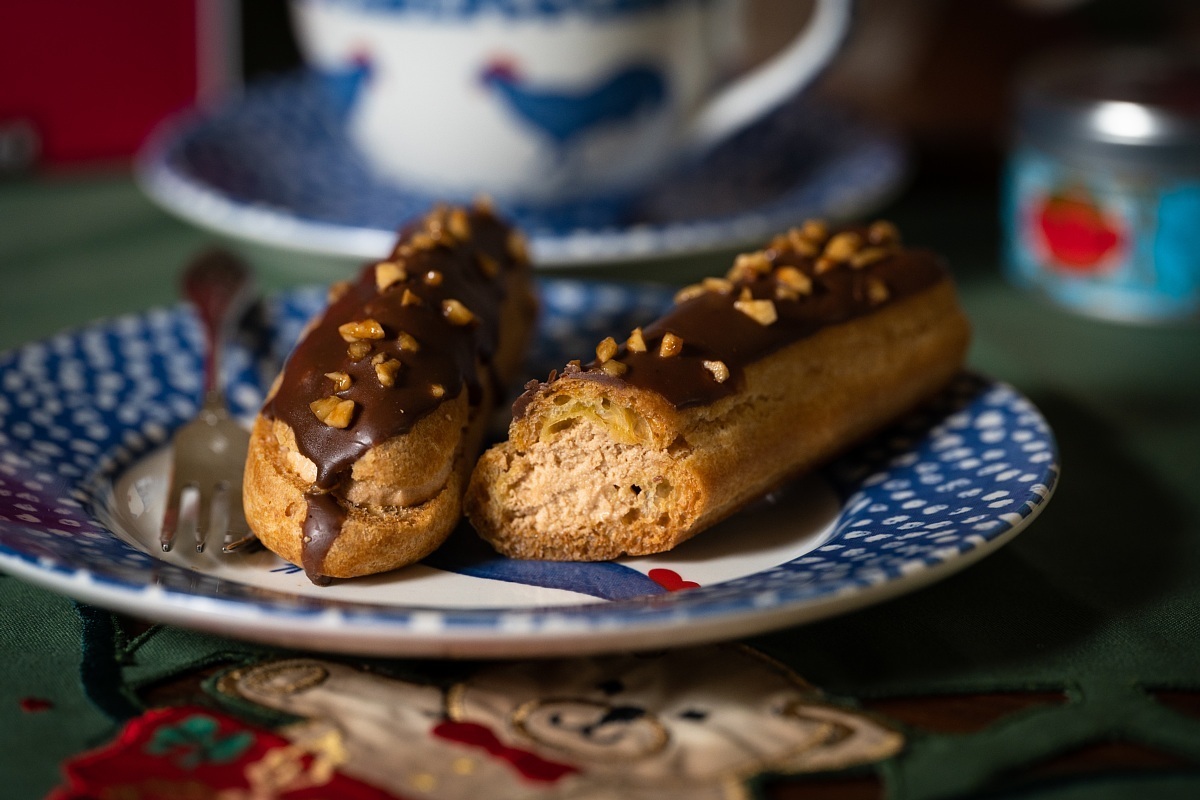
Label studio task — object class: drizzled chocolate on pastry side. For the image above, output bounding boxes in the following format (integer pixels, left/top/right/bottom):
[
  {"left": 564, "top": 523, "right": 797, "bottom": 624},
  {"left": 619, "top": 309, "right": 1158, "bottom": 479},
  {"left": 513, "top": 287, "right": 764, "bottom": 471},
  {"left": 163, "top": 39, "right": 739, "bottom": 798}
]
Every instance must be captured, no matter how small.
[
  {"left": 262, "top": 204, "right": 527, "bottom": 582},
  {"left": 514, "top": 220, "right": 946, "bottom": 415}
]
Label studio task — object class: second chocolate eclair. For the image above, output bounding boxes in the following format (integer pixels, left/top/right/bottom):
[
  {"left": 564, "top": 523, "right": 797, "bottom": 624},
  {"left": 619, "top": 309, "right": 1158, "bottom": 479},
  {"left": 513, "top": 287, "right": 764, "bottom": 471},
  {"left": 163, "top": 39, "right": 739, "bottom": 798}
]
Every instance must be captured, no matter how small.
[{"left": 465, "top": 220, "right": 971, "bottom": 561}]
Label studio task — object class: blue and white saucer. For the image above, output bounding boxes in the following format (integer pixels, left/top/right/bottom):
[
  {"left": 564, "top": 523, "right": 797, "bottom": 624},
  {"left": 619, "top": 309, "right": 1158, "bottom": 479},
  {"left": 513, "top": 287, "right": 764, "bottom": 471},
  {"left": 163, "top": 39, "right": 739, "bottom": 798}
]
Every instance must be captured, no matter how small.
[
  {"left": 135, "top": 73, "right": 907, "bottom": 268},
  {"left": 0, "top": 280, "right": 1057, "bottom": 657}
]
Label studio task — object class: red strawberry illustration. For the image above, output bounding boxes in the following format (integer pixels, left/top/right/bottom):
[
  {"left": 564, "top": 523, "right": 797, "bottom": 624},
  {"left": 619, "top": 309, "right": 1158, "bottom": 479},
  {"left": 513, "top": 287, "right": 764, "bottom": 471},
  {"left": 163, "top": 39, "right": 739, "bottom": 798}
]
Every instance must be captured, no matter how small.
[{"left": 1034, "top": 190, "right": 1124, "bottom": 272}]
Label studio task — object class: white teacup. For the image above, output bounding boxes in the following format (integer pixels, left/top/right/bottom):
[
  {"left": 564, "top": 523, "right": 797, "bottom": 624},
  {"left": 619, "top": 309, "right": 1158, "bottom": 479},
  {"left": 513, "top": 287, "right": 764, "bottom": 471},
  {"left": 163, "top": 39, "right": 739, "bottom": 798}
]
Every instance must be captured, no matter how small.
[{"left": 291, "top": 0, "right": 852, "bottom": 206}]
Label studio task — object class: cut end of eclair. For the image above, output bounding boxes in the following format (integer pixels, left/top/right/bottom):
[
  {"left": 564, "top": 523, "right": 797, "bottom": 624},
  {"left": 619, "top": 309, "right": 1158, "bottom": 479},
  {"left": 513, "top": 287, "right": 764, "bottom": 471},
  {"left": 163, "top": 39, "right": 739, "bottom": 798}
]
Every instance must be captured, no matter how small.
[{"left": 467, "top": 401, "right": 702, "bottom": 561}]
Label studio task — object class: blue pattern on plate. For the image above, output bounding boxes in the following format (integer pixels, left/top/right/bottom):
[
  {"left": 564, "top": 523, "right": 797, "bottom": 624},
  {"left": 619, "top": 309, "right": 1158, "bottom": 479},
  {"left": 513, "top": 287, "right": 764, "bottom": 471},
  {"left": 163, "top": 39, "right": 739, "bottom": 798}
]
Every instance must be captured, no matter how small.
[
  {"left": 0, "top": 280, "right": 1058, "bottom": 638},
  {"left": 425, "top": 528, "right": 668, "bottom": 601},
  {"left": 136, "top": 73, "right": 906, "bottom": 266}
]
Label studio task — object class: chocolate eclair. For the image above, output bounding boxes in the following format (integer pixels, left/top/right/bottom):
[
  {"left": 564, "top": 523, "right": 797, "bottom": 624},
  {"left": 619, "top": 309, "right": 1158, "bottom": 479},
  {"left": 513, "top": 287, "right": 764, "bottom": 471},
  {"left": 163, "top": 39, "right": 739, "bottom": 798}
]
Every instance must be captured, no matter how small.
[
  {"left": 244, "top": 203, "right": 536, "bottom": 582},
  {"left": 465, "top": 220, "right": 971, "bottom": 561}
]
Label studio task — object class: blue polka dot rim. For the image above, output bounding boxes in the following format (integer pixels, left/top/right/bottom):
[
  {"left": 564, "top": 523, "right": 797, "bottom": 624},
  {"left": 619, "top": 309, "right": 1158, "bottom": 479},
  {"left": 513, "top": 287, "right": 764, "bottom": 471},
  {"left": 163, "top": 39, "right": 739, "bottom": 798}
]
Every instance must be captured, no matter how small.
[{"left": 0, "top": 280, "right": 1058, "bottom": 657}]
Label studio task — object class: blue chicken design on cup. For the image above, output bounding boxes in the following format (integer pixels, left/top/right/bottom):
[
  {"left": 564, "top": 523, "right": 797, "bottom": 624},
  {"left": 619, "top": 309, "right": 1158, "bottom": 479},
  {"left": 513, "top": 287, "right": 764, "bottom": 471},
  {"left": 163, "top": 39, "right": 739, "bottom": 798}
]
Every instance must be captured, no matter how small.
[
  {"left": 480, "top": 58, "right": 668, "bottom": 151},
  {"left": 289, "top": 0, "right": 852, "bottom": 206}
]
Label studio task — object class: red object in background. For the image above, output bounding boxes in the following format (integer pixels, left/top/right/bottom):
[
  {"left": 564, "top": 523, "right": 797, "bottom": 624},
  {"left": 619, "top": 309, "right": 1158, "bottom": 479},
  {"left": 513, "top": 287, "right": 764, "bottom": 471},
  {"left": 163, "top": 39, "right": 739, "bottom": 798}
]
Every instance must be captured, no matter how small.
[
  {"left": 1035, "top": 191, "right": 1124, "bottom": 272},
  {"left": 0, "top": 1, "right": 234, "bottom": 166}
]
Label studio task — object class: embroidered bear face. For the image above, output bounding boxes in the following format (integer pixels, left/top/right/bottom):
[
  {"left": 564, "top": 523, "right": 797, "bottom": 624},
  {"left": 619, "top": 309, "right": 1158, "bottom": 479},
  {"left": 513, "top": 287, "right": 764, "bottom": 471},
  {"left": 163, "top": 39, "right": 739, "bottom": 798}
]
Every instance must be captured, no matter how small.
[
  {"left": 449, "top": 645, "right": 902, "bottom": 785},
  {"left": 221, "top": 645, "right": 902, "bottom": 799}
]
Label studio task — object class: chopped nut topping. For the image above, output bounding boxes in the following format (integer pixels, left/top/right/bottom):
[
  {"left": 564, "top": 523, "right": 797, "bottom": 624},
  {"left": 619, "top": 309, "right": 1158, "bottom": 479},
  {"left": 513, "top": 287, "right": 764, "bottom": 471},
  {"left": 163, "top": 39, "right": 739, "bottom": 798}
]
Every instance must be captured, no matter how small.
[
  {"left": 310, "top": 396, "right": 355, "bottom": 428},
  {"left": 674, "top": 283, "right": 706, "bottom": 304},
  {"left": 775, "top": 265, "right": 813, "bottom": 295},
  {"left": 397, "top": 332, "right": 420, "bottom": 353},
  {"left": 851, "top": 246, "right": 891, "bottom": 269},
  {"left": 423, "top": 208, "right": 454, "bottom": 245},
  {"left": 327, "top": 281, "right": 352, "bottom": 303},
  {"left": 430, "top": 383, "right": 446, "bottom": 398},
  {"left": 424, "top": 269, "right": 444, "bottom": 286},
  {"left": 595, "top": 336, "right": 618, "bottom": 363},
  {"left": 867, "top": 220, "right": 901, "bottom": 246},
  {"left": 658, "top": 332, "right": 684, "bottom": 358},
  {"left": 564, "top": 359, "right": 583, "bottom": 374},
  {"left": 325, "top": 371, "right": 352, "bottom": 392},
  {"left": 866, "top": 278, "right": 890, "bottom": 304},
  {"left": 395, "top": 244, "right": 415, "bottom": 259},
  {"left": 739, "top": 286, "right": 754, "bottom": 302},
  {"left": 429, "top": 226, "right": 456, "bottom": 247},
  {"left": 702, "top": 360, "right": 730, "bottom": 383},
  {"left": 310, "top": 396, "right": 337, "bottom": 418},
  {"left": 442, "top": 298, "right": 476, "bottom": 326},
  {"left": 703, "top": 276, "right": 734, "bottom": 294},
  {"left": 734, "top": 298, "right": 778, "bottom": 326},
  {"left": 823, "top": 231, "right": 864, "bottom": 262},
  {"left": 371, "top": 352, "right": 386, "bottom": 365},
  {"left": 347, "top": 341, "right": 372, "bottom": 360},
  {"left": 473, "top": 194, "right": 495, "bottom": 214},
  {"left": 800, "top": 219, "right": 829, "bottom": 244},
  {"left": 507, "top": 230, "right": 529, "bottom": 263},
  {"left": 476, "top": 253, "right": 500, "bottom": 278},
  {"left": 775, "top": 285, "right": 800, "bottom": 302},
  {"left": 375, "top": 358, "right": 403, "bottom": 387},
  {"left": 739, "top": 251, "right": 773, "bottom": 274},
  {"left": 448, "top": 208, "right": 471, "bottom": 240},
  {"left": 375, "top": 261, "right": 406, "bottom": 291},
  {"left": 411, "top": 232, "right": 436, "bottom": 251},
  {"left": 814, "top": 256, "right": 838, "bottom": 275},
  {"left": 787, "top": 228, "right": 819, "bottom": 257},
  {"left": 728, "top": 251, "right": 773, "bottom": 282},
  {"left": 767, "top": 233, "right": 790, "bottom": 254},
  {"left": 598, "top": 359, "right": 628, "bottom": 376},
  {"left": 338, "top": 318, "right": 385, "bottom": 342},
  {"left": 401, "top": 288, "right": 422, "bottom": 307},
  {"left": 626, "top": 327, "right": 647, "bottom": 353}
]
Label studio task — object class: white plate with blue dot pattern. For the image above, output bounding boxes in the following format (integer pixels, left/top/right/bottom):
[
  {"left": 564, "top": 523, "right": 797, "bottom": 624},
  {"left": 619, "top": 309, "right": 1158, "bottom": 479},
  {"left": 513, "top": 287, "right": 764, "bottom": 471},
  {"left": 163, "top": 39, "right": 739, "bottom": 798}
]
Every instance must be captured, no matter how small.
[
  {"left": 0, "top": 280, "right": 1057, "bottom": 657},
  {"left": 135, "top": 74, "right": 907, "bottom": 269}
]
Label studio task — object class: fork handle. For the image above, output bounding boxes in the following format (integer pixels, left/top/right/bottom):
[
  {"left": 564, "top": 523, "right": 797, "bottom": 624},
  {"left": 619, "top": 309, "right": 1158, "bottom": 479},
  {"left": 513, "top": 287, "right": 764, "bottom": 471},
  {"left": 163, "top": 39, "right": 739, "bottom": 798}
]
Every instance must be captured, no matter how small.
[{"left": 182, "top": 248, "right": 255, "bottom": 396}]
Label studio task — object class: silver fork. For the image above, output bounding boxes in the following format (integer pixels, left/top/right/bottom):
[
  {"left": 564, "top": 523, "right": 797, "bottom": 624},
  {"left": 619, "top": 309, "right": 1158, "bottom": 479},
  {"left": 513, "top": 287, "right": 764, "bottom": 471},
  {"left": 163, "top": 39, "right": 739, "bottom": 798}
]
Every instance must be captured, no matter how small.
[{"left": 160, "top": 249, "right": 256, "bottom": 554}]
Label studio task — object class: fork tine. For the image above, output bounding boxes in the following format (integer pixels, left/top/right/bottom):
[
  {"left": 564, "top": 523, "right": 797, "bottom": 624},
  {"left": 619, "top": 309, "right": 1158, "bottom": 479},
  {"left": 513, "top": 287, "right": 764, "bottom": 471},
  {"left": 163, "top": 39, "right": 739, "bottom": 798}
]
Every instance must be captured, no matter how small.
[
  {"left": 160, "top": 479, "right": 195, "bottom": 552},
  {"left": 198, "top": 480, "right": 233, "bottom": 553},
  {"left": 195, "top": 479, "right": 227, "bottom": 553},
  {"left": 194, "top": 484, "right": 212, "bottom": 553}
]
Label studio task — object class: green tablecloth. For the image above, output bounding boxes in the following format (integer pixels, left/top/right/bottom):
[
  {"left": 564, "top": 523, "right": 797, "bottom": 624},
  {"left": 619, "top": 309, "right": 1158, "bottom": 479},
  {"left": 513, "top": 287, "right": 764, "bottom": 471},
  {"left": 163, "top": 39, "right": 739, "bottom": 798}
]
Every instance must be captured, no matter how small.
[{"left": 2, "top": 173, "right": 1199, "bottom": 799}]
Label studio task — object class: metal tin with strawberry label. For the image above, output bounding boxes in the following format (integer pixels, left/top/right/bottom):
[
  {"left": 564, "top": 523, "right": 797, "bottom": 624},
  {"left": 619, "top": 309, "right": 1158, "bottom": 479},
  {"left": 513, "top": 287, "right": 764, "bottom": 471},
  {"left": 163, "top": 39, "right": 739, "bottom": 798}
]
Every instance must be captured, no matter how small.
[{"left": 1003, "top": 49, "right": 1200, "bottom": 323}]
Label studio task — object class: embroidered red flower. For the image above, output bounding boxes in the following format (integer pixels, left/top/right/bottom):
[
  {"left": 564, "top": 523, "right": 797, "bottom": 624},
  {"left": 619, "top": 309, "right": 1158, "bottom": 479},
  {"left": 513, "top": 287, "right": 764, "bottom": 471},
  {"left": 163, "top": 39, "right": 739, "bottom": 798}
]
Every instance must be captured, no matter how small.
[{"left": 48, "top": 706, "right": 401, "bottom": 800}]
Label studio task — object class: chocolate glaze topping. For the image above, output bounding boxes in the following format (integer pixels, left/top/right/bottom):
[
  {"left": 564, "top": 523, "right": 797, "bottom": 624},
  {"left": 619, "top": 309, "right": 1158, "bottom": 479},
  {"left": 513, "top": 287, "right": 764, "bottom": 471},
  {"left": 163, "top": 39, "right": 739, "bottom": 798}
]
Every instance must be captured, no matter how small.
[
  {"left": 263, "top": 205, "right": 526, "bottom": 583},
  {"left": 514, "top": 221, "right": 948, "bottom": 415}
]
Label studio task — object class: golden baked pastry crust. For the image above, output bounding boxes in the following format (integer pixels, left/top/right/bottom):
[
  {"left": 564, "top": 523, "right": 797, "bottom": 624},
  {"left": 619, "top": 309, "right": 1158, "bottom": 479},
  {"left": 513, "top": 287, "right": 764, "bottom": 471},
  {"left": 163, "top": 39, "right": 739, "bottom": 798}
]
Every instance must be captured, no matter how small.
[
  {"left": 466, "top": 223, "right": 971, "bottom": 561},
  {"left": 244, "top": 412, "right": 467, "bottom": 577}
]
